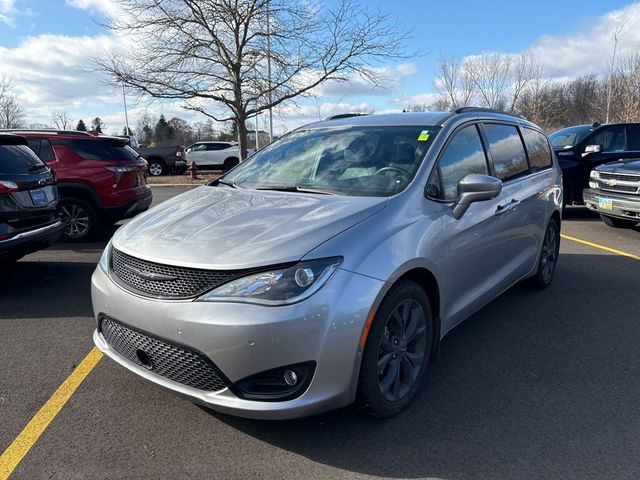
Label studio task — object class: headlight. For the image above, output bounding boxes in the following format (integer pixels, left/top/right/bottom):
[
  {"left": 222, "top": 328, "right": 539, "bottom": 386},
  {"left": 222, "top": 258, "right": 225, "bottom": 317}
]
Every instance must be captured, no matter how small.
[
  {"left": 197, "top": 257, "right": 342, "bottom": 305},
  {"left": 98, "top": 241, "right": 112, "bottom": 275},
  {"left": 590, "top": 170, "right": 600, "bottom": 179},
  {"left": 589, "top": 181, "right": 598, "bottom": 188}
]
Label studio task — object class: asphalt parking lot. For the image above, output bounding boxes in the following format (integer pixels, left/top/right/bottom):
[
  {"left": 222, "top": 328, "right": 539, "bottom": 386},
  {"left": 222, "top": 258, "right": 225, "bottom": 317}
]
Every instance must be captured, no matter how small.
[{"left": 2, "top": 186, "right": 640, "bottom": 480}]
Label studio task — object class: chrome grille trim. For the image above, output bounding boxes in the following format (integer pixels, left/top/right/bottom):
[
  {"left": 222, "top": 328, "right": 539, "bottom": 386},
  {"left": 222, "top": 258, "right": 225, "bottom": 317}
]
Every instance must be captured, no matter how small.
[
  {"left": 100, "top": 316, "right": 228, "bottom": 392},
  {"left": 109, "top": 248, "right": 274, "bottom": 299},
  {"left": 599, "top": 172, "right": 640, "bottom": 183}
]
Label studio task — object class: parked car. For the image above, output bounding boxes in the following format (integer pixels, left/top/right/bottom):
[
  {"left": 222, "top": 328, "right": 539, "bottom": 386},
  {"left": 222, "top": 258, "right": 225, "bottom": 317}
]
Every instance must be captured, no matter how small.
[
  {"left": 583, "top": 159, "right": 640, "bottom": 228},
  {"left": 548, "top": 122, "right": 640, "bottom": 206},
  {"left": 134, "top": 145, "right": 185, "bottom": 176},
  {"left": 184, "top": 141, "right": 248, "bottom": 170},
  {"left": 92, "top": 108, "right": 562, "bottom": 419},
  {"left": 8, "top": 129, "right": 152, "bottom": 241},
  {"left": 0, "top": 133, "right": 63, "bottom": 263}
]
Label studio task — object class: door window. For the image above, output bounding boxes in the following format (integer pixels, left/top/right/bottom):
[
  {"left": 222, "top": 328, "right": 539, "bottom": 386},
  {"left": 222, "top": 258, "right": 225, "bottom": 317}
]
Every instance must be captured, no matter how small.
[
  {"left": 521, "top": 128, "right": 552, "bottom": 172},
  {"left": 591, "top": 126, "right": 626, "bottom": 153},
  {"left": 206, "top": 143, "right": 226, "bottom": 151},
  {"left": 428, "top": 124, "right": 489, "bottom": 202},
  {"left": 483, "top": 124, "right": 529, "bottom": 181},
  {"left": 625, "top": 125, "right": 640, "bottom": 151}
]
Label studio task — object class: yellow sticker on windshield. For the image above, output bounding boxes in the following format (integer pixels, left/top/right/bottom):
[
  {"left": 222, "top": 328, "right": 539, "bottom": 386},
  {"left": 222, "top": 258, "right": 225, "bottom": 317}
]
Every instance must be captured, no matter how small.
[{"left": 418, "top": 130, "right": 430, "bottom": 141}]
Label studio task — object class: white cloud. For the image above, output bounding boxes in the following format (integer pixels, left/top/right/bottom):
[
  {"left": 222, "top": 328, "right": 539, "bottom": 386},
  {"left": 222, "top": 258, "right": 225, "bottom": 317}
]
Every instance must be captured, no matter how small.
[
  {"left": 65, "top": 0, "right": 119, "bottom": 18},
  {"left": 528, "top": 3, "right": 640, "bottom": 78},
  {"left": 311, "top": 63, "right": 419, "bottom": 98},
  {"left": 0, "top": 0, "right": 17, "bottom": 26},
  {"left": 0, "top": 33, "right": 128, "bottom": 122}
]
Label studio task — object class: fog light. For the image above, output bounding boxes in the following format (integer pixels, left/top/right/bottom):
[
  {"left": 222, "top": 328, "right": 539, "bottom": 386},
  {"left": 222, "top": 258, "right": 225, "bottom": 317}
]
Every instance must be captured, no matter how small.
[
  {"left": 283, "top": 369, "right": 298, "bottom": 386},
  {"left": 231, "top": 361, "right": 316, "bottom": 401}
]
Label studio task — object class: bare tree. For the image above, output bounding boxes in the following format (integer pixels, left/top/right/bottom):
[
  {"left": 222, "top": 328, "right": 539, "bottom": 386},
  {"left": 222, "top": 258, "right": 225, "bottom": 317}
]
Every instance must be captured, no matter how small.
[
  {"left": 50, "top": 109, "right": 73, "bottom": 130},
  {"left": 434, "top": 55, "right": 474, "bottom": 109},
  {"left": 0, "top": 77, "right": 25, "bottom": 129},
  {"left": 95, "top": 0, "right": 412, "bottom": 159},
  {"left": 465, "top": 53, "right": 511, "bottom": 110},
  {"left": 609, "top": 51, "right": 640, "bottom": 123},
  {"left": 605, "top": 14, "right": 629, "bottom": 123}
]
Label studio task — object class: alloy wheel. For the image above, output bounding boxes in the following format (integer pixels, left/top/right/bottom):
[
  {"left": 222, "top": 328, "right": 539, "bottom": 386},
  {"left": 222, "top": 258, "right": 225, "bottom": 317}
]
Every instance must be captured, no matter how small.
[
  {"left": 149, "top": 162, "right": 163, "bottom": 176},
  {"left": 377, "top": 298, "right": 427, "bottom": 402},
  {"left": 540, "top": 225, "right": 559, "bottom": 283},
  {"left": 62, "top": 204, "right": 91, "bottom": 239}
]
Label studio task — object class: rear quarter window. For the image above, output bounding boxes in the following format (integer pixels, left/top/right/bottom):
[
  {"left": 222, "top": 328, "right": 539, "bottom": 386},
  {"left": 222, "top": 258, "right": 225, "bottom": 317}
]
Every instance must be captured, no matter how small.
[
  {"left": 0, "top": 145, "right": 47, "bottom": 174},
  {"left": 521, "top": 128, "right": 552, "bottom": 171},
  {"left": 53, "top": 139, "right": 138, "bottom": 162}
]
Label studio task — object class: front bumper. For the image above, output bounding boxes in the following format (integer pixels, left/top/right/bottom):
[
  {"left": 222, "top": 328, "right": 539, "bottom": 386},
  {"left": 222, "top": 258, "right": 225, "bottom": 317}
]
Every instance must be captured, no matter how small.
[
  {"left": 91, "top": 265, "right": 385, "bottom": 419},
  {"left": 583, "top": 188, "right": 640, "bottom": 220}
]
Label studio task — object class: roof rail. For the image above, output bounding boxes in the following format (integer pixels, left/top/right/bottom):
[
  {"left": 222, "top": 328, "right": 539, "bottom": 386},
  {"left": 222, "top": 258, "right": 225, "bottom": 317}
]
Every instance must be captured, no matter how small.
[
  {"left": 453, "top": 107, "right": 524, "bottom": 119},
  {"left": 325, "top": 113, "right": 370, "bottom": 121},
  {"left": 0, "top": 129, "right": 94, "bottom": 136}
]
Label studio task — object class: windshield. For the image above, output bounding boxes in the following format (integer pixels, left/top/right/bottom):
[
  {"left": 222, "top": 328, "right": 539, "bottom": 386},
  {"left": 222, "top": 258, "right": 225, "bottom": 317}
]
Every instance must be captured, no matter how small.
[
  {"left": 223, "top": 125, "right": 440, "bottom": 197},
  {"left": 549, "top": 126, "right": 592, "bottom": 149}
]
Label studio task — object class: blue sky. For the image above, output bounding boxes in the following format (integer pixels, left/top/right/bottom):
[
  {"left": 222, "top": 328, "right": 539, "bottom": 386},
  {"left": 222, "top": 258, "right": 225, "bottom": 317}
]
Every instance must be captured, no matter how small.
[{"left": 0, "top": 0, "right": 638, "bottom": 135}]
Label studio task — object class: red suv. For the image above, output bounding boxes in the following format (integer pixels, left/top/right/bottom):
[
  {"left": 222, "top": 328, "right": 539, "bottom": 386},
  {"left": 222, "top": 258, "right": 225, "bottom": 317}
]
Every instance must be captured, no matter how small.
[{"left": 9, "top": 130, "right": 152, "bottom": 241}]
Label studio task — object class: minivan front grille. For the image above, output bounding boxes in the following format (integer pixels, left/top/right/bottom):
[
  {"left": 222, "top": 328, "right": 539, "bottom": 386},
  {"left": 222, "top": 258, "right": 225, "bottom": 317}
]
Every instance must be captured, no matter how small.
[
  {"left": 100, "top": 316, "right": 228, "bottom": 392},
  {"left": 110, "top": 248, "right": 268, "bottom": 299}
]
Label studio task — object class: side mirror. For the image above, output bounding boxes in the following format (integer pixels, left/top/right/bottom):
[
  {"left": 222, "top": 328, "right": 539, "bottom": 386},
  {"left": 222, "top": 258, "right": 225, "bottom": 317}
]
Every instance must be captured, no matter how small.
[
  {"left": 452, "top": 174, "right": 503, "bottom": 219},
  {"left": 582, "top": 144, "right": 601, "bottom": 157}
]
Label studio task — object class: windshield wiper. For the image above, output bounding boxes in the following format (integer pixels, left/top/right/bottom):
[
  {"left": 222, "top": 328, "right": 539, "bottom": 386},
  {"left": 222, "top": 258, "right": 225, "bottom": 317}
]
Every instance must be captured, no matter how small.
[
  {"left": 216, "top": 178, "right": 244, "bottom": 189},
  {"left": 28, "top": 164, "right": 48, "bottom": 172},
  {"left": 255, "top": 185, "right": 339, "bottom": 195}
]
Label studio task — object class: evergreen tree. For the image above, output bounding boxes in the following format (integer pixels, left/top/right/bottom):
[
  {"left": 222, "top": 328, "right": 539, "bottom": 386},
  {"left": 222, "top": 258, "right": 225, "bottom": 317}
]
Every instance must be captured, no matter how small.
[
  {"left": 76, "top": 119, "right": 87, "bottom": 131},
  {"left": 91, "top": 117, "right": 105, "bottom": 134}
]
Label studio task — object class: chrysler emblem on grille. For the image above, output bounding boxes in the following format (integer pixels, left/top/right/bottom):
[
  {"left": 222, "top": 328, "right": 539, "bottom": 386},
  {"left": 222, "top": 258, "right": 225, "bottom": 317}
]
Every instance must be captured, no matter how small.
[{"left": 123, "top": 264, "right": 177, "bottom": 282}]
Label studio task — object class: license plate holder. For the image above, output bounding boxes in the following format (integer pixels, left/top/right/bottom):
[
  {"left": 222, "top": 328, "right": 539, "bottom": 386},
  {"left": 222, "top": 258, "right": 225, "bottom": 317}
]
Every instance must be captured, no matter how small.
[
  {"left": 598, "top": 198, "right": 613, "bottom": 210},
  {"left": 30, "top": 188, "right": 48, "bottom": 205}
]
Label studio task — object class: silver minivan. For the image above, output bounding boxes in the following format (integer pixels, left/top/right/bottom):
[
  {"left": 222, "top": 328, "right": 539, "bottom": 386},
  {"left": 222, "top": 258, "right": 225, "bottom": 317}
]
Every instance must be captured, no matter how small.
[{"left": 92, "top": 109, "right": 562, "bottom": 419}]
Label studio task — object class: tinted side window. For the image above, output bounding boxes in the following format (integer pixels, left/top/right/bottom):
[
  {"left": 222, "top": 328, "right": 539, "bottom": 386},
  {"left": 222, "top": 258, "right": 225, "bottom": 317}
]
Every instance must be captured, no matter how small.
[
  {"left": 521, "top": 128, "right": 552, "bottom": 171},
  {"left": 206, "top": 143, "right": 225, "bottom": 151},
  {"left": 591, "top": 126, "right": 626, "bottom": 153},
  {"left": 483, "top": 124, "right": 529, "bottom": 181},
  {"left": 0, "top": 145, "right": 47, "bottom": 174},
  {"left": 625, "top": 126, "right": 640, "bottom": 151},
  {"left": 40, "top": 139, "right": 56, "bottom": 162},
  {"left": 431, "top": 124, "right": 489, "bottom": 201},
  {"left": 26, "top": 138, "right": 41, "bottom": 156},
  {"left": 54, "top": 139, "right": 138, "bottom": 162}
]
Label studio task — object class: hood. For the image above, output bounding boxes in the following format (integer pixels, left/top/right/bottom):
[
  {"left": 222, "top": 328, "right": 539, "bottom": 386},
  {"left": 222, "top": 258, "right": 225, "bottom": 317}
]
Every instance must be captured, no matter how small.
[
  {"left": 113, "top": 186, "right": 387, "bottom": 269},
  {"left": 596, "top": 158, "right": 640, "bottom": 175}
]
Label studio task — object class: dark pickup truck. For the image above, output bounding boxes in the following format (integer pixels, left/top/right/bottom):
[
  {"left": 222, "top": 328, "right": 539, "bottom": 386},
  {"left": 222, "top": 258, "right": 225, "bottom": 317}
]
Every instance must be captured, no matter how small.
[
  {"left": 583, "top": 158, "right": 640, "bottom": 228},
  {"left": 134, "top": 145, "right": 185, "bottom": 176}
]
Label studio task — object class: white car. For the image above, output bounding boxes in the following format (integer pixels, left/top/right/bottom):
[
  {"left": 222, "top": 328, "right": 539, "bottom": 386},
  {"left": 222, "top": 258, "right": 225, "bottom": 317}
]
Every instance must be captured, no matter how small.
[{"left": 184, "top": 141, "right": 254, "bottom": 171}]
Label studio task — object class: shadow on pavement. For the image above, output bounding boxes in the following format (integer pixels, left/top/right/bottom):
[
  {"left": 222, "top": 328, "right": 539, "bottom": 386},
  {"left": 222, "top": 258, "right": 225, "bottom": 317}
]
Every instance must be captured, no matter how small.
[{"left": 212, "top": 253, "right": 640, "bottom": 479}]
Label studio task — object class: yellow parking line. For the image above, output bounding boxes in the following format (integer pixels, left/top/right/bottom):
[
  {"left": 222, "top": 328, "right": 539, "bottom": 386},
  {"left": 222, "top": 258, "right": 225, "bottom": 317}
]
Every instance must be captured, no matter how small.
[
  {"left": 561, "top": 233, "right": 640, "bottom": 261},
  {"left": 0, "top": 347, "right": 102, "bottom": 480}
]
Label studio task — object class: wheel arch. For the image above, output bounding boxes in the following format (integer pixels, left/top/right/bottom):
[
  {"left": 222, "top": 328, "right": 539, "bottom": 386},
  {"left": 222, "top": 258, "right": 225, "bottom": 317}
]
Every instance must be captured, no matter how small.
[
  {"left": 57, "top": 182, "right": 101, "bottom": 208},
  {"left": 363, "top": 266, "right": 442, "bottom": 363}
]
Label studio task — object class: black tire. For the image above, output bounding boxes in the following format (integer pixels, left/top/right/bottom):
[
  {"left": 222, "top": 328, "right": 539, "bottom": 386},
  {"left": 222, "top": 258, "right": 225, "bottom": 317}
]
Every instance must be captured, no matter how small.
[
  {"left": 356, "top": 279, "right": 433, "bottom": 418},
  {"left": 147, "top": 158, "right": 167, "bottom": 176},
  {"left": 600, "top": 214, "right": 637, "bottom": 229},
  {"left": 60, "top": 197, "right": 98, "bottom": 242},
  {"left": 223, "top": 157, "right": 239, "bottom": 171},
  {"left": 528, "top": 218, "right": 560, "bottom": 289}
]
